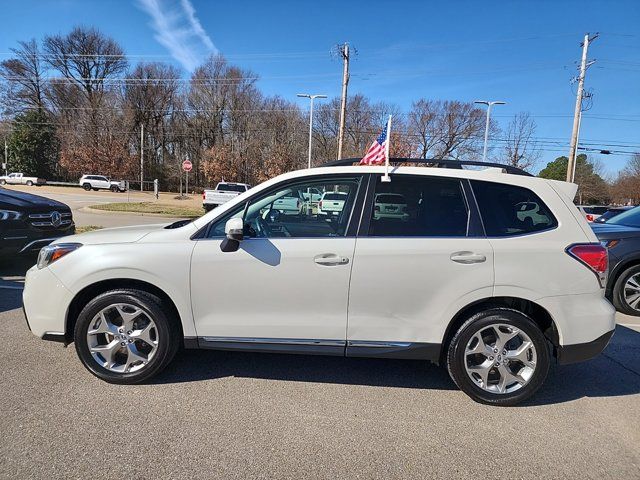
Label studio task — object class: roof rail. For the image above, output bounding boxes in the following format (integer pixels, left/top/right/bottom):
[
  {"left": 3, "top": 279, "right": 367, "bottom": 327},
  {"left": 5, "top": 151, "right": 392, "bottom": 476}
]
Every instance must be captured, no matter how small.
[{"left": 320, "top": 158, "right": 533, "bottom": 177}]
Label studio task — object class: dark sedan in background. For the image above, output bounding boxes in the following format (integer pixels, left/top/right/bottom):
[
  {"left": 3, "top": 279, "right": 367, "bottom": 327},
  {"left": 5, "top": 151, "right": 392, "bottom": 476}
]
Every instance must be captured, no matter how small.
[
  {"left": 0, "top": 187, "right": 74, "bottom": 258},
  {"left": 592, "top": 206, "right": 640, "bottom": 316}
]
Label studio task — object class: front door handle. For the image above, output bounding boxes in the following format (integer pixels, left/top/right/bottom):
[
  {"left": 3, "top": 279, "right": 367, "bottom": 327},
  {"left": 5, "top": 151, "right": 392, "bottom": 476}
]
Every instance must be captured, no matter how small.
[
  {"left": 314, "top": 253, "right": 349, "bottom": 266},
  {"left": 450, "top": 251, "right": 487, "bottom": 264}
]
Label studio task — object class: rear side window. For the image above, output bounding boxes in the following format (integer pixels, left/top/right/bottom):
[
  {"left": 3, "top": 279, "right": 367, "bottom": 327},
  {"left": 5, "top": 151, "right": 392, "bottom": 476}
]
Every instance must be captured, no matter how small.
[
  {"left": 471, "top": 181, "right": 557, "bottom": 236},
  {"left": 368, "top": 175, "right": 469, "bottom": 237}
]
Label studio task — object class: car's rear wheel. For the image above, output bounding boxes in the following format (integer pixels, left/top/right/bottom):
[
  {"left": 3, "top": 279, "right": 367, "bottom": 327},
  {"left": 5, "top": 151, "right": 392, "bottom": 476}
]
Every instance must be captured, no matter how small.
[
  {"left": 82, "top": 183, "right": 91, "bottom": 191},
  {"left": 26, "top": 180, "right": 33, "bottom": 186},
  {"left": 447, "top": 308, "right": 550, "bottom": 406},
  {"left": 0, "top": 179, "right": 5, "bottom": 185},
  {"left": 612, "top": 264, "right": 640, "bottom": 316},
  {"left": 74, "top": 289, "right": 180, "bottom": 384}
]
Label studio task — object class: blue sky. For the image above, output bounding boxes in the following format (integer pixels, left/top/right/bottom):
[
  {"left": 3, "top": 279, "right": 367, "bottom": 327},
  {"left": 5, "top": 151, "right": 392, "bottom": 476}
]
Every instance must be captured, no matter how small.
[{"left": 1, "top": 0, "right": 638, "bottom": 175}]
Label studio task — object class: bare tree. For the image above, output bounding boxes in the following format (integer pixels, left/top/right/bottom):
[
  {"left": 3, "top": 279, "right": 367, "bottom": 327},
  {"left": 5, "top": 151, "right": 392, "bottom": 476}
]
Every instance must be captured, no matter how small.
[
  {"left": 43, "top": 27, "right": 128, "bottom": 107},
  {"left": 501, "top": 112, "right": 541, "bottom": 171},
  {"left": 407, "top": 99, "right": 439, "bottom": 158},
  {"left": 0, "top": 39, "right": 47, "bottom": 113}
]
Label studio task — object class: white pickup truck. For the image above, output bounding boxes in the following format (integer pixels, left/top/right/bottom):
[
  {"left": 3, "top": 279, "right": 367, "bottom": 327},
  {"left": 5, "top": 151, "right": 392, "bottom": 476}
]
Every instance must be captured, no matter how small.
[
  {"left": 202, "top": 182, "right": 251, "bottom": 212},
  {"left": 0, "top": 172, "right": 46, "bottom": 186}
]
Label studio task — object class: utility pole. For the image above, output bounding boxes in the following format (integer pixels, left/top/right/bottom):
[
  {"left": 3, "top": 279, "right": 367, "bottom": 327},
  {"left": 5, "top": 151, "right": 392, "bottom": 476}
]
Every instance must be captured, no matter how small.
[
  {"left": 337, "top": 43, "right": 350, "bottom": 160},
  {"left": 567, "top": 33, "right": 598, "bottom": 182},
  {"left": 3, "top": 141, "right": 7, "bottom": 176},
  {"left": 140, "top": 123, "right": 144, "bottom": 192}
]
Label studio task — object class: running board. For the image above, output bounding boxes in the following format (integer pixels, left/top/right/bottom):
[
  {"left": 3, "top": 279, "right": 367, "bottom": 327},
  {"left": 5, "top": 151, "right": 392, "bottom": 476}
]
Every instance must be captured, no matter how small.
[{"left": 191, "top": 336, "right": 440, "bottom": 361}]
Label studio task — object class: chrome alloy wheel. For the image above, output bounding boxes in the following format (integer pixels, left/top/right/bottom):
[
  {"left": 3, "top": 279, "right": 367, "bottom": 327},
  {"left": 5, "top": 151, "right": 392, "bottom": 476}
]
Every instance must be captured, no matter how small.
[
  {"left": 623, "top": 274, "right": 640, "bottom": 311},
  {"left": 464, "top": 323, "right": 537, "bottom": 394},
  {"left": 86, "top": 303, "right": 159, "bottom": 373}
]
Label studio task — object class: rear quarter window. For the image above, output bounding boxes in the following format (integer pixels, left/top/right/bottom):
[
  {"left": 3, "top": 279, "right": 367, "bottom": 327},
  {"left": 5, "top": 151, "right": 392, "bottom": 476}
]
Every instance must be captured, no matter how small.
[{"left": 471, "top": 180, "right": 557, "bottom": 237}]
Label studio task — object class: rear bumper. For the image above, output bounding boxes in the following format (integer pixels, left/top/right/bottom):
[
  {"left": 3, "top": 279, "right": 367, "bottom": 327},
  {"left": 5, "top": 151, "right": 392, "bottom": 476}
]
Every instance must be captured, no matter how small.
[{"left": 557, "top": 329, "right": 615, "bottom": 365}]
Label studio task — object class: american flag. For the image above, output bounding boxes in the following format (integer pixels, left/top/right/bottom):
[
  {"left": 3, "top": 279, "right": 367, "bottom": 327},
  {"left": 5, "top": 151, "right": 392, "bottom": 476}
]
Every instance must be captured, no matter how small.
[{"left": 359, "top": 123, "right": 389, "bottom": 165}]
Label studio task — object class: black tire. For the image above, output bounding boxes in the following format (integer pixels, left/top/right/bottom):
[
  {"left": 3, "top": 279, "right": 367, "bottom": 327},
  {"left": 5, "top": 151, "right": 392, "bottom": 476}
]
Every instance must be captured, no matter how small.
[
  {"left": 447, "top": 308, "right": 550, "bottom": 406},
  {"left": 82, "top": 183, "right": 91, "bottom": 191},
  {"left": 26, "top": 180, "right": 33, "bottom": 186},
  {"left": 110, "top": 185, "right": 119, "bottom": 192},
  {"left": 612, "top": 264, "right": 640, "bottom": 316},
  {"left": 0, "top": 179, "right": 5, "bottom": 185},
  {"left": 74, "top": 289, "right": 180, "bottom": 384}
]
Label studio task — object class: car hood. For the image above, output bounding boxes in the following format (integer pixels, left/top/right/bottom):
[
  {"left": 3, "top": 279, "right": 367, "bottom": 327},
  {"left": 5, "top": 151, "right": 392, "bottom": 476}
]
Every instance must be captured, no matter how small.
[
  {"left": 54, "top": 223, "right": 169, "bottom": 245},
  {"left": 0, "top": 187, "right": 69, "bottom": 210},
  {"left": 591, "top": 222, "right": 640, "bottom": 239}
]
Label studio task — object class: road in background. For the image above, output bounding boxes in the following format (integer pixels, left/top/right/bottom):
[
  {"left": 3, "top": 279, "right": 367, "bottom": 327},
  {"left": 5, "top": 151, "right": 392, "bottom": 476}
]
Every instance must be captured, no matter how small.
[{"left": 3, "top": 185, "right": 187, "bottom": 227}]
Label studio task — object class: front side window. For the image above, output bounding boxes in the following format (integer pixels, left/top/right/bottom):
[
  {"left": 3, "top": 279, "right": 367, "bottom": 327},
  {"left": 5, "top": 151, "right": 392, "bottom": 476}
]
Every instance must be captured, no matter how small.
[
  {"left": 471, "top": 180, "right": 557, "bottom": 236},
  {"left": 207, "top": 176, "right": 361, "bottom": 238},
  {"left": 368, "top": 175, "right": 469, "bottom": 237}
]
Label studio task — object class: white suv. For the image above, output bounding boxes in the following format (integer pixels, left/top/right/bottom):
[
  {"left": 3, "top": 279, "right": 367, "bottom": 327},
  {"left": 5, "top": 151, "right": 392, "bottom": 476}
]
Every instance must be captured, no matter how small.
[
  {"left": 79, "top": 175, "right": 126, "bottom": 192},
  {"left": 23, "top": 160, "right": 615, "bottom": 406}
]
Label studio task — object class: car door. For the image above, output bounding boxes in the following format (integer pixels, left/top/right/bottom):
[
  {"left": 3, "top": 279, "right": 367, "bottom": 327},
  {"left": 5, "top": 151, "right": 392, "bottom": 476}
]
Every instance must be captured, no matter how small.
[
  {"left": 190, "top": 174, "right": 365, "bottom": 350},
  {"left": 346, "top": 174, "right": 494, "bottom": 356},
  {"left": 97, "top": 176, "right": 110, "bottom": 189}
]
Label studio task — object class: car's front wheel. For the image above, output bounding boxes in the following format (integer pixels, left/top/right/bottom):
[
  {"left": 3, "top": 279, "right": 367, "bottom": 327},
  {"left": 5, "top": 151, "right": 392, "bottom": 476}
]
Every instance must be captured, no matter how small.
[
  {"left": 74, "top": 289, "right": 180, "bottom": 384},
  {"left": 447, "top": 308, "right": 550, "bottom": 406},
  {"left": 612, "top": 264, "right": 640, "bottom": 316}
]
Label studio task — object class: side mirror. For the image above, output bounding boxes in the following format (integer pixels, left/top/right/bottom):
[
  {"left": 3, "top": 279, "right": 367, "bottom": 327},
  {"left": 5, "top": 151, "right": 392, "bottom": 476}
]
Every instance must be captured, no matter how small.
[{"left": 220, "top": 217, "right": 244, "bottom": 252}]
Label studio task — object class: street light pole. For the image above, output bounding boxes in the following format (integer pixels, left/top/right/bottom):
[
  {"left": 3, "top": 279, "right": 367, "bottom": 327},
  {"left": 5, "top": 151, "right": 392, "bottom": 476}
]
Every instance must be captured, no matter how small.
[
  {"left": 297, "top": 93, "right": 326, "bottom": 216},
  {"left": 297, "top": 93, "right": 327, "bottom": 169},
  {"left": 474, "top": 100, "right": 506, "bottom": 162}
]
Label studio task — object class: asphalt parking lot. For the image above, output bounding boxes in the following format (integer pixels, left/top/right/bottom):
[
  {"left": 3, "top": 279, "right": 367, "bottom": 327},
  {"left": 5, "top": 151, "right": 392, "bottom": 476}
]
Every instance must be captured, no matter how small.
[{"left": 1, "top": 192, "right": 639, "bottom": 479}]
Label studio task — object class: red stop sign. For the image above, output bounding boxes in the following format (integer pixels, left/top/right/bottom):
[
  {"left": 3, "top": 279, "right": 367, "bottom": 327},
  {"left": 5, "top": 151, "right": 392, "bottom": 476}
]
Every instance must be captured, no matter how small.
[{"left": 182, "top": 160, "right": 193, "bottom": 172}]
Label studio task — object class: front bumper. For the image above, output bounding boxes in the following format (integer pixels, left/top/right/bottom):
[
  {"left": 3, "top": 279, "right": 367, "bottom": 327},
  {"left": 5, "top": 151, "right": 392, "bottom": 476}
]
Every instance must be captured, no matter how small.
[
  {"left": 23, "top": 265, "right": 74, "bottom": 339},
  {"left": 557, "top": 329, "right": 615, "bottom": 364}
]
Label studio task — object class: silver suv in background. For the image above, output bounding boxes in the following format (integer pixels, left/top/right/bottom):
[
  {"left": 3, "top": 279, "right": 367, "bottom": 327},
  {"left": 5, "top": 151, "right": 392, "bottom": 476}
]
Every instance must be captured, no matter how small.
[{"left": 79, "top": 175, "right": 127, "bottom": 192}]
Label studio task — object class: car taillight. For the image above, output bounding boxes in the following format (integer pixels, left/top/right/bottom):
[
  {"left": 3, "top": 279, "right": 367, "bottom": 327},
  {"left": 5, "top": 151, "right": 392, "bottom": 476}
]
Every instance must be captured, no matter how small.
[
  {"left": 375, "top": 205, "right": 380, "bottom": 212},
  {"left": 202, "top": 192, "right": 205, "bottom": 200},
  {"left": 586, "top": 214, "right": 594, "bottom": 222},
  {"left": 566, "top": 243, "right": 608, "bottom": 288},
  {"left": 318, "top": 201, "right": 323, "bottom": 209}
]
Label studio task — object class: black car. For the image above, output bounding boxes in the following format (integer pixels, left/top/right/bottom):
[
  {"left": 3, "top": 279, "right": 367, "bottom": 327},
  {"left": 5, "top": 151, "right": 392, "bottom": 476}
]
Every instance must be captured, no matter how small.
[
  {"left": 0, "top": 187, "right": 75, "bottom": 257},
  {"left": 592, "top": 205, "right": 640, "bottom": 316},
  {"left": 593, "top": 206, "right": 635, "bottom": 224}
]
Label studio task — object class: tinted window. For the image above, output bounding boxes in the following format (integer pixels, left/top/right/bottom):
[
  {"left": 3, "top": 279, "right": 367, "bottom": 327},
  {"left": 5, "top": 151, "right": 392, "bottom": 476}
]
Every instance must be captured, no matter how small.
[
  {"left": 323, "top": 193, "right": 347, "bottom": 201},
  {"left": 217, "top": 184, "right": 247, "bottom": 193},
  {"left": 471, "top": 181, "right": 557, "bottom": 236},
  {"left": 368, "top": 175, "right": 469, "bottom": 237},
  {"left": 207, "top": 177, "right": 361, "bottom": 238},
  {"left": 607, "top": 206, "right": 640, "bottom": 227}
]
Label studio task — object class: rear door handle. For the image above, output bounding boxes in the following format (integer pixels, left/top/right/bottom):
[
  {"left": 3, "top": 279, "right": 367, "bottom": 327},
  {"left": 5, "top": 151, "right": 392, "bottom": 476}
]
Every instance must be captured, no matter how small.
[
  {"left": 450, "top": 251, "right": 487, "bottom": 264},
  {"left": 314, "top": 253, "right": 349, "bottom": 266}
]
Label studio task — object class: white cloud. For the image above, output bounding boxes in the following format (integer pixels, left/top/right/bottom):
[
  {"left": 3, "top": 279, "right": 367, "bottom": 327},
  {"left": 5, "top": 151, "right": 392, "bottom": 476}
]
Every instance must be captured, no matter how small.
[{"left": 137, "top": 0, "right": 218, "bottom": 72}]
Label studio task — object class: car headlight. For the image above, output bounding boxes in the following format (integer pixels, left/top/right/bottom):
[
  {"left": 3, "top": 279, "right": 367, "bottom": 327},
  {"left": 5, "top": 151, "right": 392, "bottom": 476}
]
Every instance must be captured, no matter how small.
[
  {"left": 37, "top": 243, "right": 82, "bottom": 269},
  {"left": 0, "top": 209, "right": 22, "bottom": 221}
]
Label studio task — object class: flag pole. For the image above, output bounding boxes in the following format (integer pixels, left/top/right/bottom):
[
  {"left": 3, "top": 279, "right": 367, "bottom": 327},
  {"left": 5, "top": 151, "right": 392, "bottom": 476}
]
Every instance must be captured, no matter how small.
[{"left": 381, "top": 114, "right": 392, "bottom": 182}]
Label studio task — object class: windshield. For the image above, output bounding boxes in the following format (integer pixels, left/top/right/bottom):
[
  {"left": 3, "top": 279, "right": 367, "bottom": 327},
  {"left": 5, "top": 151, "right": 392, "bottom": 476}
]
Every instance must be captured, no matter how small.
[
  {"left": 607, "top": 205, "right": 640, "bottom": 227},
  {"left": 217, "top": 184, "right": 247, "bottom": 193}
]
